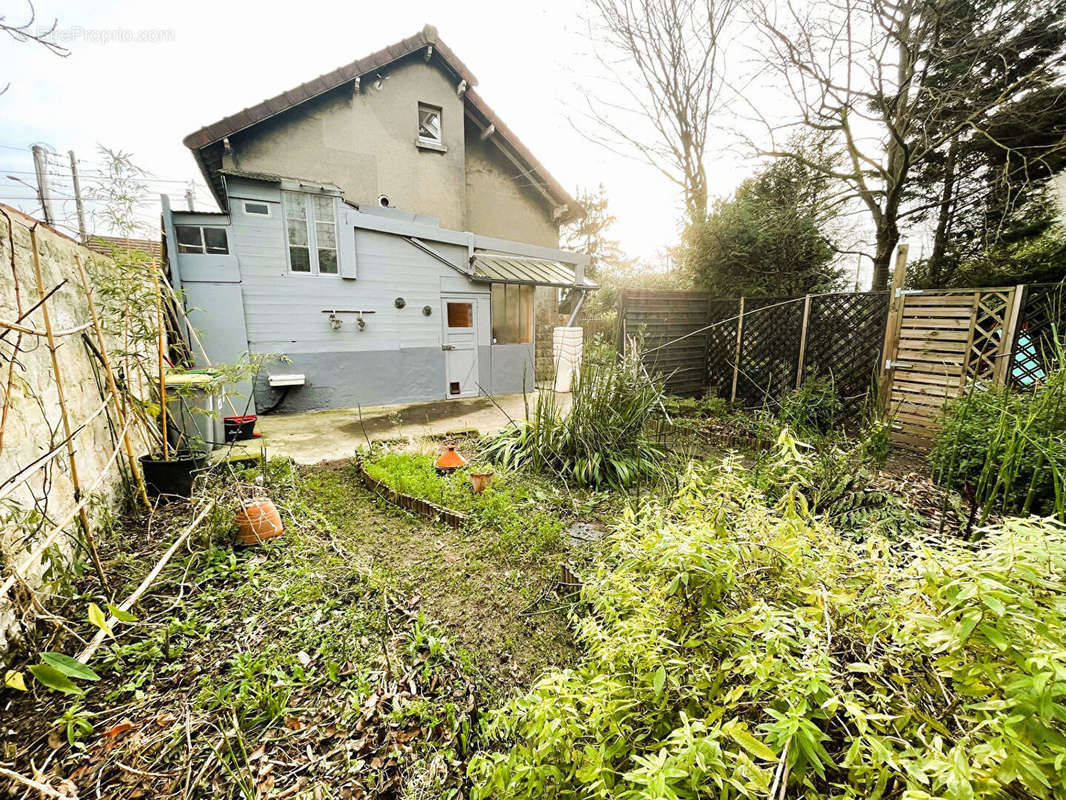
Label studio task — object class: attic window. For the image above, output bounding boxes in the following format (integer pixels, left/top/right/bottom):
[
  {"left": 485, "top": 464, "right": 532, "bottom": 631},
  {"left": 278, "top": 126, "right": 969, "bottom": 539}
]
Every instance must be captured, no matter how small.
[{"left": 417, "top": 103, "right": 442, "bottom": 145}]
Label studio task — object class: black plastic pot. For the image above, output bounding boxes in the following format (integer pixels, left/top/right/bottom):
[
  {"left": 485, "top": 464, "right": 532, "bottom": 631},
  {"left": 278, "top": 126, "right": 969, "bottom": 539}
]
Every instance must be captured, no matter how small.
[
  {"left": 224, "top": 415, "right": 258, "bottom": 442},
  {"left": 139, "top": 451, "right": 207, "bottom": 500}
]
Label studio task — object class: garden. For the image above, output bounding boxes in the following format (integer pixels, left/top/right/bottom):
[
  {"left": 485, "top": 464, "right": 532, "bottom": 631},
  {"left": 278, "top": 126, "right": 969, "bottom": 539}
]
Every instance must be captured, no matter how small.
[{"left": 2, "top": 333, "right": 1065, "bottom": 800}]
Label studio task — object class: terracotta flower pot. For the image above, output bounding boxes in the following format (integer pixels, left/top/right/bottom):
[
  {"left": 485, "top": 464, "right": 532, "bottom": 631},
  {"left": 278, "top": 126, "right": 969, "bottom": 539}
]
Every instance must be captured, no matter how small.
[
  {"left": 470, "top": 471, "right": 494, "bottom": 494},
  {"left": 234, "top": 497, "right": 284, "bottom": 546}
]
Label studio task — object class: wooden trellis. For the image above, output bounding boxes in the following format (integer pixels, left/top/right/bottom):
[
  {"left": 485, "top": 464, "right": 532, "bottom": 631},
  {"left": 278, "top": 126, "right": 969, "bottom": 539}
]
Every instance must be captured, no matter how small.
[
  {"left": 623, "top": 289, "right": 890, "bottom": 412},
  {"left": 801, "top": 292, "right": 891, "bottom": 412},
  {"left": 733, "top": 297, "right": 805, "bottom": 405},
  {"left": 621, "top": 275, "right": 1057, "bottom": 449},
  {"left": 1007, "top": 282, "right": 1065, "bottom": 388}
]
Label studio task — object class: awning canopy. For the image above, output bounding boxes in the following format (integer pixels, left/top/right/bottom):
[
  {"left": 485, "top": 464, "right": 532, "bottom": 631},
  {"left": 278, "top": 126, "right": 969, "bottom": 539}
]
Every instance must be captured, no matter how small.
[{"left": 470, "top": 253, "right": 597, "bottom": 289}]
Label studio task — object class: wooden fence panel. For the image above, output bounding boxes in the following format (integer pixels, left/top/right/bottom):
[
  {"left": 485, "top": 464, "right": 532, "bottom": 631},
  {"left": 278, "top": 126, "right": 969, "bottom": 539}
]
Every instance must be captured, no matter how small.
[
  {"left": 619, "top": 280, "right": 1053, "bottom": 449},
  {"left": 885, "top": 288, "right": 1017, "bottom": 448},
  {"left": 803, "top": 292, "right": 890, "bottom": 413},
  {"left": 619, "top": 290, "right": 712, "bottom": 396}
]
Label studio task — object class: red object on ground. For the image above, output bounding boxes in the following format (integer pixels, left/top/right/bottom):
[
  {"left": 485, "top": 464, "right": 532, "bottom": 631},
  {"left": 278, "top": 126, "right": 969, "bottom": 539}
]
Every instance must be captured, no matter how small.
[
  {"left": 435, "top": 445, "right": 468, "bottom": 471},
  {"left": 234, "top": 497, "right": 284, "bottom": 545}
]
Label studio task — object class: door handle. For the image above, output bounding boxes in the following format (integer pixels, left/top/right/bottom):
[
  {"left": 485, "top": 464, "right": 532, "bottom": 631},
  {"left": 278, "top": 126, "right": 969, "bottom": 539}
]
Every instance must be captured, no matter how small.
[{"left": 441, "top": 344, "right": 456, "bottom": 351}]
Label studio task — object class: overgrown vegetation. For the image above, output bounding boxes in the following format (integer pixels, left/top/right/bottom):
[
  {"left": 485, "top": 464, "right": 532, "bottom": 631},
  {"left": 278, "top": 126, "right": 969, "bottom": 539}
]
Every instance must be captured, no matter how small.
[
  {"left": 470, "top": 443, "right": 1066, "bottom": 799},
  {"left": 776, "top": 374, "right": 844, "bottom": 437},
  {"left": 931, "top": 336, "right": 1066, "bottom": 522},
  {"left": 2, "top": 454, "right": 581, "bottom": 798},
  {"left": 362, "top": 451, "right": 568, "bottom": 559},
  {"left": 484, "top": 343, "right": 668, "bottom": 488}
]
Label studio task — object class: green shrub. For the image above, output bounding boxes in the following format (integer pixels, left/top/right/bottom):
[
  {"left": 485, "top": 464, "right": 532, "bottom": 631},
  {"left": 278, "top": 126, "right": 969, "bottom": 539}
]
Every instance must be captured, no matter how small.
[
  {"left": 931, "top": 349, "right": 1065, "bottom": 520},
  {"left": 482, "top": 342, "right": 667, "bottom": 489},
  {"left": 469, "top": 454, "right": 1066, "bottom": 800},
  {"left": 777, "top": 373, "right": 843, "bottom": 435},
  {"left": 663, "top": 395, "right": 730, "bottom": 419}
]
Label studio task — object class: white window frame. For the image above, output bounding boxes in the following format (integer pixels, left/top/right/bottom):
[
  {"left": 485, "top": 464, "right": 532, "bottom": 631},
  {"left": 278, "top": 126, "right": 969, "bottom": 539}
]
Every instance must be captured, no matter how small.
[
  {"left": 243, "top": 200, "right": 272, "bottom": 217},
  {"left": 417, "top": 102, "right": 443, "bottom": 146},
  {"left": 282, "top": 191, "right": 339, "bottom": 276},
  {"left": 175, "top": 225, "right": 229, "bottom": 255}
]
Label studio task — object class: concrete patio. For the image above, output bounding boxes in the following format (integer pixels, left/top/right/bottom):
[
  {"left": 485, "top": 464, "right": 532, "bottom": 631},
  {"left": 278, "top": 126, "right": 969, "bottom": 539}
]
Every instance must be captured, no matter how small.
[{"left": 251, "top": 392, "right": 541, "bottom": 464}]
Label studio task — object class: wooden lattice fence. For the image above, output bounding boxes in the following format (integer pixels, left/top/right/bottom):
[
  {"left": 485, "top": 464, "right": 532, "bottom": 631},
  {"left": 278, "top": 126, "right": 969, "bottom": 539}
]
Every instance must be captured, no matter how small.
[
  {"left": 1008, "top": 282, "right": 1065, "bottom": 388},
  {"left": 621, "top": 290, "right": 890, "bottom": 412},
  {"left": 802, "top": 292, "right": 891, "bottom": 412},
  {"left": 620, "top": 282, "right": 1061, "bottom": 442}
]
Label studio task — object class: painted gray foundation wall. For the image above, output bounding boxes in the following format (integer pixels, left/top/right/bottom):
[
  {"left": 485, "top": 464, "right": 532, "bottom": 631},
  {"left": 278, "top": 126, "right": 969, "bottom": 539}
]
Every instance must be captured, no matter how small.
[
  {"left": 488, "top": 343, "right": 536, "bottom": 395},
  {"left": 255, "top": 348, "right": 443, "bottom": 412},
  {"left": 256, "top": 344, "right": 534, "bottom": 413}
]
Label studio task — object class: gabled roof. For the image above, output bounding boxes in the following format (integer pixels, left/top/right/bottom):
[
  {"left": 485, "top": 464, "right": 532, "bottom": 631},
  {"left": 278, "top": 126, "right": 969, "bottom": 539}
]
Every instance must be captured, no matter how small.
[{"left": 183, "top": 25, "right": 581, "bottom": 220}]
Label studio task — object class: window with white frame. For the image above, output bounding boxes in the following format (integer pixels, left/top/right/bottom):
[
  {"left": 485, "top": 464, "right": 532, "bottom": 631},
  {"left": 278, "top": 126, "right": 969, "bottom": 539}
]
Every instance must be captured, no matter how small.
[
  {"left": 283, "top": 191, "right": 338, "bottom": 274},
  {"left": 243, "top": 201, "right": 270, "bottom": 216},
  {"left": 417, "top": 103, "right": 442, "bottom": 145},
  {"left": 175, "top": 225, "right": 228, "bottom": 255}
]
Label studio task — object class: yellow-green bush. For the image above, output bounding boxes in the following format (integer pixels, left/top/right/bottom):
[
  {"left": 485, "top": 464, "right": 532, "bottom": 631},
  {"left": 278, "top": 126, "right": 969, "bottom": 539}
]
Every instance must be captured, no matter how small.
[{"left": 470, "top": 449, "right": 1066, "bottom": 799}]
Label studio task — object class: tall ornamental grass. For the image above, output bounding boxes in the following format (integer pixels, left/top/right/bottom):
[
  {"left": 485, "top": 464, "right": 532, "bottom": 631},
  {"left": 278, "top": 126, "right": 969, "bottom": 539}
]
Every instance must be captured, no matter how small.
[
  {"left": 931, "top": 332, "right": 1065, "bottom": 522},
  {"left": 482, "top": 342, "right": 666, "bottom": 489}
]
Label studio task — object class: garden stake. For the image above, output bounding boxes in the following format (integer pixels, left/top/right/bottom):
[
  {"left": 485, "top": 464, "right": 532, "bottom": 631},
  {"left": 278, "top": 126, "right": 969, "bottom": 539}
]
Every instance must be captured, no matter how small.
[
  {"left": 29, "top": 226, "right": 109, "bottom": 593},
  {"left": 75, "top": 254, "right": 151, "bottom": 510},
  {"left": 78, "top": 498, "right": 215, "bottom": 663},
  {"left": 0, "top": 415, "right": 131, "bottom": 602},
  {"left": 154, "top": 271, "right": 169, "bottom": 461}
]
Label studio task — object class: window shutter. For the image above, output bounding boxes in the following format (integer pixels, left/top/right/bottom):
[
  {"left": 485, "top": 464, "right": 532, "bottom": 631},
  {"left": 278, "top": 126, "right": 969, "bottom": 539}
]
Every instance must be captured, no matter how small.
[{"left": 337, "top": 209, "right": 358, "bottom": 279}]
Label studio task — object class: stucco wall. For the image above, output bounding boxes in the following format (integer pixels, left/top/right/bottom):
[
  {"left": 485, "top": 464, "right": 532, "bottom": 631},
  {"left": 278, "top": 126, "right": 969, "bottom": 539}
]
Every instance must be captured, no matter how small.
[
  {"left": 224, "top": 56, "right": 562, "bottom": 246},
  {"left": 229, "top": 60, "right": 468, "bottom": 230},
  {"left": 464, "top": 131, "right": 560, "bottom": 248},
  {"left": 0, "top": 207, "right": 149, "bottom": 654}
]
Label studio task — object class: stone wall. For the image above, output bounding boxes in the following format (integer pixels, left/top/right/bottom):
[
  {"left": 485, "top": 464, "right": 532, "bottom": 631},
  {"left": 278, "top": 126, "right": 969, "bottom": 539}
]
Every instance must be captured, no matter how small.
[{"left": 0, "top": 205, "right": 151, "bottom": 655}]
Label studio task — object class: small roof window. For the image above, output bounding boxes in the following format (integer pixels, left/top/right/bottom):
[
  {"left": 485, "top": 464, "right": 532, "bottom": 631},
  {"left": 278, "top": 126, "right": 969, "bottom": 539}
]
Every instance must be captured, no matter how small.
[{"left": 418, "top": 103, "right": 442, "bottom": 144}]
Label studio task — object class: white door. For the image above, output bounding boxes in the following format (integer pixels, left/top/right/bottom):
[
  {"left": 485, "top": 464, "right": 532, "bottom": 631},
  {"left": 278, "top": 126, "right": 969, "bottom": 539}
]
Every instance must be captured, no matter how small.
[{"left": 442, "top": 295, "right": 480, "bottom": 398}]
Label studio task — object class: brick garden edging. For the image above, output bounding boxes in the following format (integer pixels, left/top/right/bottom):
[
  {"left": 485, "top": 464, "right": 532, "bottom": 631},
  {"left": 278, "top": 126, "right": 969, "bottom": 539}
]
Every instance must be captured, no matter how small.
[{"left": 355, "top": 457, "right": 467, "bottom": 529}]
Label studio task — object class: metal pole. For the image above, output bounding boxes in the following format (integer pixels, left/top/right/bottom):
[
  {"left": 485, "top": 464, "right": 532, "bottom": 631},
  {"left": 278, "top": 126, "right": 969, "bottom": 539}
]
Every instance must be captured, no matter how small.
[
  {"left": 31, "top": 145, "right": 55, "bottom": 226},
  {"left": 185, "top": 182, "right": 195, "bottom": 212},
  {"left": 69, "top": 150, "right": 87, "bottom": 241}
]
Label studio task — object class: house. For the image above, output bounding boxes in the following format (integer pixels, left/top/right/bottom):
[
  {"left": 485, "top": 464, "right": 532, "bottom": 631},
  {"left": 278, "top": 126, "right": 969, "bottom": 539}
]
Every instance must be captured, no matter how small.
[{"left": 162, "top": 25, "right": 593, "bottom": 414}]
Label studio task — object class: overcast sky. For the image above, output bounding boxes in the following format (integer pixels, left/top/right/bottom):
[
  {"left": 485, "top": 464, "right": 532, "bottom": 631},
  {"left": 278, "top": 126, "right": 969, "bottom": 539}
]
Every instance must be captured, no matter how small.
[{"left": 0, "top": 0, "right": 878, "bottom": 284}]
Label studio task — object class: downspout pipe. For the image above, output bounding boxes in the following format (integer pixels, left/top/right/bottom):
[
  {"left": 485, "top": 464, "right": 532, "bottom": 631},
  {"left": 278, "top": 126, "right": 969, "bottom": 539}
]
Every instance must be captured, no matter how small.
[{"left": 566, "top": 289, "right": 586, "bottom": 327}]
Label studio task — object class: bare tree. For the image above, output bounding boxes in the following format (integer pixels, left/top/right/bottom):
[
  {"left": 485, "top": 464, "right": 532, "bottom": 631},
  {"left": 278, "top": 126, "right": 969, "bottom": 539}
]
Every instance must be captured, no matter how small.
[
  {"left": 747, "top": 0, "right": 1066, "bottom": 288},
  {"left": 0, "top": 1, "right": 70, "bottom": 93},
  {"left": 580, "top": 0, "right": 739, "bottom": 229}
]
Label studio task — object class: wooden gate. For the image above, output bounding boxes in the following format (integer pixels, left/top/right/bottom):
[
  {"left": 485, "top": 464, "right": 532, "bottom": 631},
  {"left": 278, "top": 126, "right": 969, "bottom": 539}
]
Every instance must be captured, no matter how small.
[{"left": 883, "top": 287, "right": 1021, "bottom": 449}]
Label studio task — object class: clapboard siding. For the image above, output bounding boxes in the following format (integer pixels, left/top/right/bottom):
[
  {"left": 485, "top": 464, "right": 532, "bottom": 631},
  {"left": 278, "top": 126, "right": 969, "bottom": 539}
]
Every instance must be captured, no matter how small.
[{"left": 225, "top": 182, "right": 489, "bottom": 355}]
